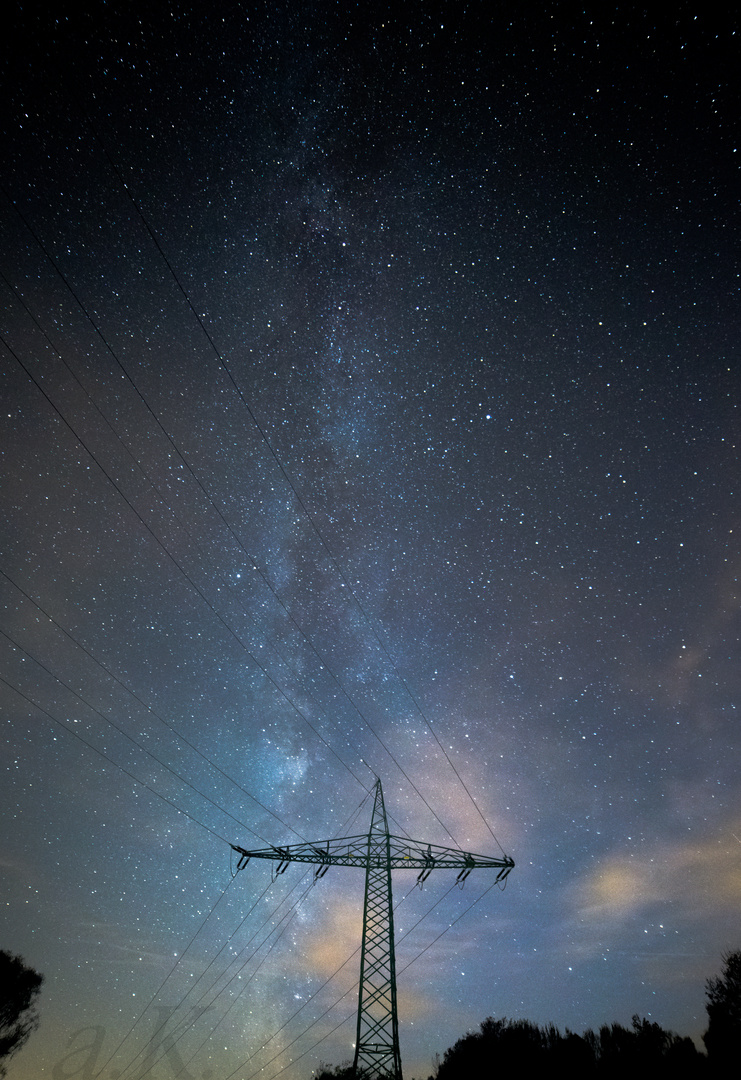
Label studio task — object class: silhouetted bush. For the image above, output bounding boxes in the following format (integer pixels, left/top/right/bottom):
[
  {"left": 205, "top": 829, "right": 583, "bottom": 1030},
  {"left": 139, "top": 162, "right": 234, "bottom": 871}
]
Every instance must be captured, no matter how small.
[
  {"left": 310, "top": 955, "right": 741, "bottom": 1080},
  {"left": 433, "top": 1013, "right": 705, "bottom": 1080},
  {"left": 703, "top": 949, "right": 741, "bottom": 1070},
  {"left": 312, "top": 1061, "right": 355, "bottom": 1080},
  {"left": 0, "top": 950, "right": 43, "bottom": 1077}
]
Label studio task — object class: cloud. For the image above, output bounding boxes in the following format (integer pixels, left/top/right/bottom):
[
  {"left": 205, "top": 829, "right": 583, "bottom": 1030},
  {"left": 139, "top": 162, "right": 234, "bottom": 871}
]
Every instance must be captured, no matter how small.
[
  {"left": 290, "top": 888, "right": 438, "bottom": 1023},
  {"left": 397, "top": 984, "right": 435, "bottom": 1024},
  {"left": 303, "top": 895, "right": 363, "bottom": 982},
  {"left": 576, "top": 823, "right": 741, "bottom": 921}
]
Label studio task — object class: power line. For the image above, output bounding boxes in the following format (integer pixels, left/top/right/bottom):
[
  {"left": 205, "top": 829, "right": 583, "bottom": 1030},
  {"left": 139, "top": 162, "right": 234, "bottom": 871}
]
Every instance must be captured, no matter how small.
[
  {"left": 0, "top": 256, "right": 413, "bottom": 826},
  {"left": 1, "top": 628, "right": 259, "bottom": 839},
  {"left": 5, "top": 120, "right": 510, "bottom": 852},
  {"left": 91, "top": 874, "right": 238, "bottom": 1080},
  {"left": 0, "top": 673, "right": 229, "bottom": 844},
  {"left": 2, "top": 172, "right": 484, "bottom": 849},
  {"left": 92, "top": 136, "right": 507, "bottom": 852},
  {"left": 1, "top": 334, "right": 375, "bottom": 827},
  {"left": 398, "top": 878, "right": 503, "bottom": 975},
  {"left": 256, "top": 879, "right": 500, "bottom": 1080},
  {"left": 110, "top": 875, "right": 312, "bottom": 1080},
  {"left": 125, "top": 793, "right": 375, "bottom": 1080},
  {"left": 160, "top": 877, "right": 319, "bottom": 1080},
  {"left": 0, "top": 265, "right": 197, "bottom": 542},
  {"left": 0, "top": 565, "right": 352, "bottom": 841},
  {"left": 231, "top": 876, "right": 489, "bottom": 1080},
  {"left": 0, "top": 298, "right": 438, "bottom": 843},
  {"left": 1, "top": 568, "right": 313, "bottom": 841}
]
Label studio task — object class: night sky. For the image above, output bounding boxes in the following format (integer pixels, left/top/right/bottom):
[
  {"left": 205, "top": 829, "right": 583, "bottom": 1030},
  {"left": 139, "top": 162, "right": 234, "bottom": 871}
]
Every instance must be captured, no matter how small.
[{"left": 1, "top": 4, "right": 739, "bottom": 1079}]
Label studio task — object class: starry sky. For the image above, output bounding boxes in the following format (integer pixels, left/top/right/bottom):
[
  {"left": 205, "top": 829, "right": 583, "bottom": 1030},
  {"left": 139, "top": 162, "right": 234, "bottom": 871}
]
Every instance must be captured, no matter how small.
[{"left": 1, "top": 3, "right": 739, "bottom": 1079}]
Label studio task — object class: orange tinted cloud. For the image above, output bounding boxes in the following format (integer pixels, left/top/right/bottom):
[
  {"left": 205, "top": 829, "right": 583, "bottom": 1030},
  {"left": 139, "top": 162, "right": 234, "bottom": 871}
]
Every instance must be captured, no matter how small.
[{"left": 579, "top": 824, "right": 741, "bottom": 918}]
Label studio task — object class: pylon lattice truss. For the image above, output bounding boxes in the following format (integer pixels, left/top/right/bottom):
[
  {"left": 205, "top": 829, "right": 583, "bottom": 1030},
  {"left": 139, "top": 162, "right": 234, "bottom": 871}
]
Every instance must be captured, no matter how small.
[{"left": 232, "top": 780, "right": 514, "bottom": 1080}]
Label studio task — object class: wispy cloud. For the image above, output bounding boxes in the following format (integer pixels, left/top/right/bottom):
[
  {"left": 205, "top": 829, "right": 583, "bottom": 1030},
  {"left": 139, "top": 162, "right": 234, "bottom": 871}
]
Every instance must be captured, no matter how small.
[{"left": 574, "top": 819, "right": 741, "bottom": 923}]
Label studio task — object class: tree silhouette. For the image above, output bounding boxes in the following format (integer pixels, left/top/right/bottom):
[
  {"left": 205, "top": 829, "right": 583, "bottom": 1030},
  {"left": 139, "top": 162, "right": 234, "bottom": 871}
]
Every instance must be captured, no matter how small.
[
  {"left": 312, "top": 1062, "right": 354, "bottom": 1080},
  {"left": 431, "top": 1013, "right": 704, "bottom": 1080},
  {"left": 0, "top": 951, "right": 43, "bottom": 1076},
  {"left": 435, "top": 1016, "right": 571, "bottom": 1080},
  {"left": 311, "top": 995, "right": 710, "bottom": 1080},
  {"left": 585, "top": 1016, "right": 703, "bottom": 1080},
  {"left": 704, "top": 949, "right": 741, "bottom": 1068}
]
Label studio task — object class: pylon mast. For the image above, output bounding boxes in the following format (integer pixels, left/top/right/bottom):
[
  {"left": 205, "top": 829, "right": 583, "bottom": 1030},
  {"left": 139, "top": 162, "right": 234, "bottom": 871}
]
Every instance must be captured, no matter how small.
[
  {"left": 232, "top": 779, "right": 514, "bottom": 1080},
  {"left": 353, "top": 779, "right": 401, "bottom": 1080}
]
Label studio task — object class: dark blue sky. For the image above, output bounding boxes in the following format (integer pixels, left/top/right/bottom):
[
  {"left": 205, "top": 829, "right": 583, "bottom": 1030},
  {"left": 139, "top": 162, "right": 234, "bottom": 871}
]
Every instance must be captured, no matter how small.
[{"left": 1, "top": 4, "right": 739, "bottom": 1079}]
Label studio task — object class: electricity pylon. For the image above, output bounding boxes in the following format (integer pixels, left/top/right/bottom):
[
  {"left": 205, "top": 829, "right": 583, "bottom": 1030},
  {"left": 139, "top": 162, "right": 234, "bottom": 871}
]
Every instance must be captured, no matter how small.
[{"left": 232, "top": 779, "right": 514, "bottom": 1080}]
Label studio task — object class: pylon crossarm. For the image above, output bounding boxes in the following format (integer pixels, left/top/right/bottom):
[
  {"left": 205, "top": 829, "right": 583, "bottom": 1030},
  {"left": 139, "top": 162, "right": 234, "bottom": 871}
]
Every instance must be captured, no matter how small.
[
  {"left": 231, "top": 835, "right": 514, "bottom": 874},
  {"left": 232, "top": 779, "right": 513, "bottom": 1080}
]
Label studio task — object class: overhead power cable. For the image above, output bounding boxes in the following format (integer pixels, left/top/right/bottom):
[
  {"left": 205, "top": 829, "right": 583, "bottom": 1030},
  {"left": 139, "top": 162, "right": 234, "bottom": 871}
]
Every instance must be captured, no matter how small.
[
  {"left": 0, "top": 257, "right": 427, "bottom": 842},
  {"left": 5, "top": 123, "right": 509, "bottom": 852},
  {"left": 91, "top": 874, "right": 238, "bottom": 1080},
  {"left": 398, "top": 877, "right": 503, "bottom": 974},
  {"left": 2, "top": 323, "right": 387, "bottom": 832},
  {"left": 0, "top": 564, "right": 368, "bottom": 840},
  {"left": 0, "top": 673, "right": 229, "bottom": 844},
  {"left": 229, "top": 875, "right": 485, "bottom": 1080},
  {"left": 0, "top": 264, "right": 196, "bottom": 542},
  {"left": 0, "top": 627, "right": 260, "bottom": 840},
  {"left": 0, "top": 207, "right": 417, "bottom": 832},
  {"left": 1, "top": 189, "right": 368, "bottom": 778},
  {"left": 1, "top": 567, "right": 310, "bottom": 842},
  {"left": 92, "top": 137, "right": 503, "bottom": 851},
  {"left": 255, "top": 878, "right": 499, "bottom": 1080},
  {"left": 99, "top": 795, "right": 371, "bottom": 1080},
  {"left": 159, "top": 877, "right": 318, "bottom": 1080},
  {"left": 115, "top": 874, "right": 316, "bottom": 1080}
]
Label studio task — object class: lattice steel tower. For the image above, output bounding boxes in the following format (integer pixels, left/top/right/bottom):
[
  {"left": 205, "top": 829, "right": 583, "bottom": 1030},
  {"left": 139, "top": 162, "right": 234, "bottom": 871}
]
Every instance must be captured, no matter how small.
[{"left": 232, "top": 779, "right": 514, "bottom": 1080}]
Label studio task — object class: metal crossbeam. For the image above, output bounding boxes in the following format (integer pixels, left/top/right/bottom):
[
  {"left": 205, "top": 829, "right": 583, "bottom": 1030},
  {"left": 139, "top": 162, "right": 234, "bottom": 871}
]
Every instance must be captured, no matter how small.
[
  {"left": 231, "top": 835, "right": 514, "bottom": 875},
  {"left": 232, "top": 779, "right": 514, "bottom": 1080}
]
